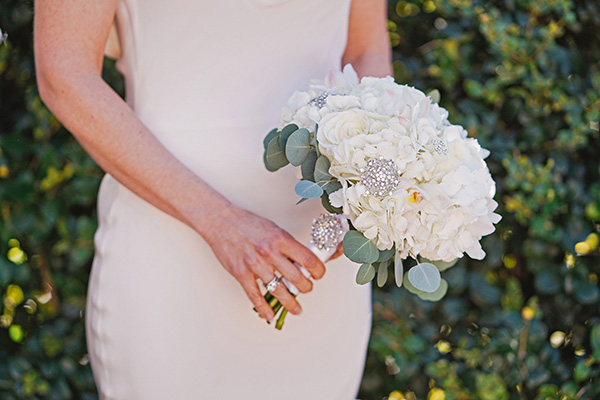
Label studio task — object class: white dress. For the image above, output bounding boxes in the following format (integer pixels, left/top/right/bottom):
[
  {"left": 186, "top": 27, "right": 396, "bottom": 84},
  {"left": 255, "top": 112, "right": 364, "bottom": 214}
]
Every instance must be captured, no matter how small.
[{"left": 86, "top": 1, "right": 372, "bottom": 399}]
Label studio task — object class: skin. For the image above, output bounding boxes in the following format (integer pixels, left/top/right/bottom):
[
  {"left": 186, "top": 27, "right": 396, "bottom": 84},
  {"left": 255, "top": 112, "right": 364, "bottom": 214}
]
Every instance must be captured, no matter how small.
[{"left": 34, "top": 0, "right": 391, "bottom": 322}]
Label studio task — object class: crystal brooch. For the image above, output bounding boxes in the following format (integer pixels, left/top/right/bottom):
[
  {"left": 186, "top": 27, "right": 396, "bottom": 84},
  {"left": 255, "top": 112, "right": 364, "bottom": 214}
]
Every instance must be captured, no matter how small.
[
  {"left": 310, "top": 214, "right": 345, "bottom": 252},
  {"left": 310, "top": 93, "right": 330, "bottom": 109},
  {"left": 360, "top": 158, "right": 400, "bottom": 200}
]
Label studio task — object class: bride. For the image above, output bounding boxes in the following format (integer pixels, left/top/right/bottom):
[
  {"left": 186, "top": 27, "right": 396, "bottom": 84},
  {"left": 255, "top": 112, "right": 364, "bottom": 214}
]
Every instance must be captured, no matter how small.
[{"left": 34, "top": 0, "right": 391, "bottom": 398}]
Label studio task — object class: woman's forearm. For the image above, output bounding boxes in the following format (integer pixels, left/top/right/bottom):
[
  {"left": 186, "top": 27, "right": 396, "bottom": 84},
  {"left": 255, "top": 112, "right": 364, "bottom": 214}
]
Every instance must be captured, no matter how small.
[
  {"left": 343, "top": 0, "right": 392, "bottom": 79},
  {"left": 345, "top": 51, "right": 392, "bottom": 79},
  {"left": 37, "top": 71, "right": 233, "bottom": 238}
]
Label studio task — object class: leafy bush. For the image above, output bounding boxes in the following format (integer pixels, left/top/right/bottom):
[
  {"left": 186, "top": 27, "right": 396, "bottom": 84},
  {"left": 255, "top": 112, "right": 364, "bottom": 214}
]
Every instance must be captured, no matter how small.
[
  {"left": 0, "top": 0, "right": 599, "bottom": 399},
  {"left": 359, "top": 0, "right": 600, "bottom": 399}
]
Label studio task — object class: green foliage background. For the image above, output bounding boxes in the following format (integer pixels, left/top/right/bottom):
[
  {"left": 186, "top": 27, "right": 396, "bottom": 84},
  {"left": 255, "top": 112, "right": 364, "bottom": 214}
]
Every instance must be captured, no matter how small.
[{"left": 0, "top": 0, "right": 599, "bottom": 399}]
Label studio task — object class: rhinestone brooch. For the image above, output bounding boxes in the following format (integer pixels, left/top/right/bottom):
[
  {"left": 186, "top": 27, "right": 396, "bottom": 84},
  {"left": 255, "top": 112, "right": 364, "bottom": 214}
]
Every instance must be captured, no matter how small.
[
  {"left": 310, "top": 93, "right": 330, "bottom": 109},
  {"left": 360, "top": 158, "right": 400, "bottom": 200},
  {"left": 310, "top": 214, "right": 345, "bottom": 252},
  {"left": 431, "top": 138, "right": 448, "bottom": 155}
]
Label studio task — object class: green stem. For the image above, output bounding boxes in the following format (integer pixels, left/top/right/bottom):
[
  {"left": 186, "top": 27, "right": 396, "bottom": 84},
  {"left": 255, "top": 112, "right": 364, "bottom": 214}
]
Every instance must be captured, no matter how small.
[{"left": 275, "top": 308, "right": 288, "bottom": 330}]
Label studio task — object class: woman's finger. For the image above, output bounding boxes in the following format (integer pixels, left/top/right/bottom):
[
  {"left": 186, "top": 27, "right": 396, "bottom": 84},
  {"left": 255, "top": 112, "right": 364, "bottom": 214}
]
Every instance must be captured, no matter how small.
[
  {"left": 256, "top": 269, "right": 303, "bottom": 315},
  {"left": 270, "top": 254, "right": 313, "bottom": 293},
  {"left": 281, "top": 238, "right": 326, "bottom": 280},
  {"left": 238, "top": 274, "right": 275, "bottom": 321}
]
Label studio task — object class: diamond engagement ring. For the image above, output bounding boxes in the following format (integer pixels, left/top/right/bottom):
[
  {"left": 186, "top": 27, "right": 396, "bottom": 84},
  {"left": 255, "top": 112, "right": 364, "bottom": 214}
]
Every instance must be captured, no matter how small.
[{"left": 264, "top": 276, "right": 282, "bottom": 292}]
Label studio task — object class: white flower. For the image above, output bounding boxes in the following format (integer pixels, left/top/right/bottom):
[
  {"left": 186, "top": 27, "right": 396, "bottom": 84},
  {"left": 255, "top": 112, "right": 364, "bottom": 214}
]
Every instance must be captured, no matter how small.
[{"left": 316, "top": 109, "right": 388, "bottom": 159}]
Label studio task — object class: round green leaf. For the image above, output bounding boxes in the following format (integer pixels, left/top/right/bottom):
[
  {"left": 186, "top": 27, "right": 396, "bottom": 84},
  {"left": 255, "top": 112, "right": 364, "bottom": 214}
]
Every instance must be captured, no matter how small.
[
  {"left": 403, "top": 273, "right": 448, "bottom": 301},
  {"left": 285, "top": 128, "right": 311, "bottom": 166},
  {"left": 407, "top": 262, "right": 441, "bottom": 292},
  {"left": 343, "top": 230, "right": 379, "bottom": 264},
  {"left": 301, "top": 150, "right": 318, "bottom": 181},
  {"left": 314, "top": 155, "right": 332, "bottom": 182},
  {"left": 356, "top": 263, "right": 376, "bottom": 285},
  {"left": 323, "top": 180, "right": 342, "bottom": 195},
  {"left": 279, "top": 123, "right": 299, "bottom": 150},
  {"left": 321, "top": 193, "right": 342, "bottom": 214},
  {"left": 417, "top": 279, "right": 448, "bottom": 301},
  {"left": 263, "top": 128, "right": 279, "bottom": 149},
  {"left": 378, "top": 248, "right": 395, "bottom": 262},
  {"left": 263, "top": 152, "right": 277, "bottom": 172},
  {"left": 376, "top": 260, "right": 389, "bottom": 287},
  {"left": 265, "top": 136, "right": 288, "bottom": 170},
  {"left": 294, "top": 180, "right": 323, "bottom": 199}
]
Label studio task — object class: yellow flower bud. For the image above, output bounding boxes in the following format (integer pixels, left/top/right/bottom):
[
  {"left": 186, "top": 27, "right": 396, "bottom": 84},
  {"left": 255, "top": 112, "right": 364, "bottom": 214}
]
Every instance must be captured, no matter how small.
[
  {"left": 522, "top": 306, "right": 534, "bottom": 321},
  {"left": 575, "top": 241, "right": 590, "bottom": 255},
  {"left": 585, "top": 233, "right": 599, "bottom": 249}
]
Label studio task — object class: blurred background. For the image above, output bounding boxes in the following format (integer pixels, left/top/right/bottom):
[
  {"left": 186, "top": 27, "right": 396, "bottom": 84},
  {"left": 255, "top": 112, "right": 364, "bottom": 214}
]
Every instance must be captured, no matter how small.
[{"left": 0, "top": 0, "right": 599, "bottom": 399}]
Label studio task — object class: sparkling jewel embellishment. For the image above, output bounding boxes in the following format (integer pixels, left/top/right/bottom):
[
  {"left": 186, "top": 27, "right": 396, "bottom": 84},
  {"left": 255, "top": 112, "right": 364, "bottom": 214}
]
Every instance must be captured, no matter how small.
[
  {"left": 360, "top": 158, "right": 400, "bottom": 200},
  {"left": 311, "top": 93, "right": 330, "bottom": 108},
  {"left": 431, "top": 138, "right": 448, "bottom": 155},
  {"left": 310, "top": 214, "right": 345, "bottom": 251}
]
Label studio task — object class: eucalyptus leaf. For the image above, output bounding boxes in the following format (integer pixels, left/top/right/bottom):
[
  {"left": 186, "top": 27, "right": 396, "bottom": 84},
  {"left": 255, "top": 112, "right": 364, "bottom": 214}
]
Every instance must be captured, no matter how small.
[
  {"left": 324, "top": 180, "right": 342, "bottom": 195},
  {"left": 407, "top": 262, "right": 441, "bottom": 292},
  {"left": 314, "top": 156, "right": 341, "bottom": 193},
  {"left": 416, "top": 279, "right": 448, "bottom": 301},
  {"left": 376, "top": 260, "right": 389, "bottom": 287},
  {"left": 279, "top": 123, "right": 298, "bottom": 150},
  {"left": 301, "top": 150, "right": 318, "bottom": 181},
  {"left": 343, "top": 230, "right": 379, "bottom": 264},
  {"left": 378, "top": 248, "right": 395, "bottom": 262},
  {"left": 403, "top": 272, "right": 448, "bottom": 301},
  {"left": 285, "top": 128, "right": 311, "bottom": 166},
  {"left": 263, "top": 152, "right": 277, "bottom": 172},
  {"left": 263, "top": 128, "right": 279, "bottom": 150},
  {"left": 264, "top": 136, "right": 288, "bottom": 170},
  {"left": 421, "top": 257, "right": 459, "bottom": 272},
  {"left": 294, "top": 180, "right": 323, "bottom": 199},
  {"left": 356, "top": 263, "right": 376, "bottom": 285},
  {"left": 314, "top": 156, "right": 332, "bottom": 182},
  {"left": 394, "top": 253, "right": 403, "bottom": 287},
  {"left": 321, "top": 192, "right": 342, "bottom": 214}
]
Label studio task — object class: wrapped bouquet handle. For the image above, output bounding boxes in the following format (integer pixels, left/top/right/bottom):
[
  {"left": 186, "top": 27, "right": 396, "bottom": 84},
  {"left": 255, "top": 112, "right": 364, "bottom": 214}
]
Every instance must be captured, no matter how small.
[
  {"left": 261, "top": 214, "right": 348, "bottom": 329},
  {"left": 282, "top": 214, "right": 349, "bottom": 295}
]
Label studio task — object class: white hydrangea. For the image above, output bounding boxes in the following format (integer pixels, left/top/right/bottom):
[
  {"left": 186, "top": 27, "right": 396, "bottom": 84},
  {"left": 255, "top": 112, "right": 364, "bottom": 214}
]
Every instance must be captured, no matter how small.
[{"left": 280, "top": 64, "right": 501, "bottom": 263}]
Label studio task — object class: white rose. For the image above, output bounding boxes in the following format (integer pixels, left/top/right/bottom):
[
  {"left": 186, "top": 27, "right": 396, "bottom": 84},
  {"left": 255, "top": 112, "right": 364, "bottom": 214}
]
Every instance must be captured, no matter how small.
[{"left": 316, "top": 109, "right": 388, "bottom": 158}]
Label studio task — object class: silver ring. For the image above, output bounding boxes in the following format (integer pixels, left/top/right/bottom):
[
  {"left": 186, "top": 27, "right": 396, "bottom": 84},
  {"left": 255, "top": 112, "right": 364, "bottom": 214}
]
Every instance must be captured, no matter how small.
[{"left": 264, "top": 275, "right": 281, "bottom": 292}]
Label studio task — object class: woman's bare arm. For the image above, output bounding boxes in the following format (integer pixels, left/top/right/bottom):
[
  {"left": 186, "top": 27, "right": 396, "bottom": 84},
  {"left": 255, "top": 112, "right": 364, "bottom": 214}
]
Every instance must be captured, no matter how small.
[
  {"left": 34, "top": 0, "right": 325, "bottom": 321},
  {"left": 343, "top": 0, "right": 392, "bottom": 78}
]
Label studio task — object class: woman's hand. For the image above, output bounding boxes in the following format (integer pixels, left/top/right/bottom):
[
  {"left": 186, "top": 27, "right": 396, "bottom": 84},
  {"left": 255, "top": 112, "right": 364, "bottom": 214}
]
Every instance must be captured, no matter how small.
[{"left": 201, "top": 205, "right": 325, "bottom": 322}]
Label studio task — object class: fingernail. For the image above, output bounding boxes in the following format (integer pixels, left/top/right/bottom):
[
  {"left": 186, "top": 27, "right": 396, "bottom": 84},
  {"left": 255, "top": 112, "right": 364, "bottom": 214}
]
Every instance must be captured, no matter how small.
[{"left": 293, "top": 307, "right": 302, "bottom": 315}]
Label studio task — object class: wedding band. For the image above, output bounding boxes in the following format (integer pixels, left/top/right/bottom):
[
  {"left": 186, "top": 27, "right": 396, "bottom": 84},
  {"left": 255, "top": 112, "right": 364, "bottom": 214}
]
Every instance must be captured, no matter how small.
[{"left": 264, "top": 275, "right": 281, "bottom": 292}]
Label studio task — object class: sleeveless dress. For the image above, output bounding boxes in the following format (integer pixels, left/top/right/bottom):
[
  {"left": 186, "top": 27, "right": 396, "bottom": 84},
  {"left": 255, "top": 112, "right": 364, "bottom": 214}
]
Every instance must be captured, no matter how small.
[{"left": 86, "top": 1, "right": 372, "bottom": 399}]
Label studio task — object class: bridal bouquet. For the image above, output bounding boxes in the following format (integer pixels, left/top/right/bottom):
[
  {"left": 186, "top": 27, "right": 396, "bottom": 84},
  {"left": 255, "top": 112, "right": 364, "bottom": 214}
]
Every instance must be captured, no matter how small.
[{"left": 262, "top": 65, "right": 500, "bottom": 328}]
